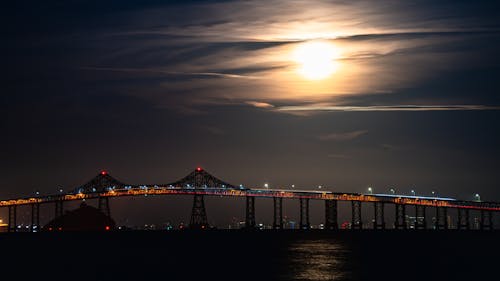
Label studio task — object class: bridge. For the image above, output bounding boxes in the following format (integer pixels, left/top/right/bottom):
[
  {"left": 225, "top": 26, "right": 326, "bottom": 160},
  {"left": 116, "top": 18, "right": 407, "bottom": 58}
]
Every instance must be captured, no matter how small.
[{"left": 1, "top": 168, "right": 499, "bottom": 232}]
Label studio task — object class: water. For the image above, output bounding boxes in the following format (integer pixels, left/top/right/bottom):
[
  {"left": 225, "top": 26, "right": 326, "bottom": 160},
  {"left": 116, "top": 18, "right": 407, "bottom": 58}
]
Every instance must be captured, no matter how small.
[{"left": 0, "top": 230, "right": 498, "bottom": 280}]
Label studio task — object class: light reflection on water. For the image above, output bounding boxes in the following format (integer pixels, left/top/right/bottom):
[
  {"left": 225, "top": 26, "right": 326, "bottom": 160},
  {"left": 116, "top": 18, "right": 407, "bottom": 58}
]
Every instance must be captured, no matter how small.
[{"left": 285, "top": 240, "right": 350, "bottom": 281}]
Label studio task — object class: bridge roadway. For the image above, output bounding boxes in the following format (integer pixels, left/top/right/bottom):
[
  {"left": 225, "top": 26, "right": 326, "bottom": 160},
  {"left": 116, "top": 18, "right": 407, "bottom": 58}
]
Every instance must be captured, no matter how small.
[{"left": 1, "top": 168, "right": 499, "bottom": 231}]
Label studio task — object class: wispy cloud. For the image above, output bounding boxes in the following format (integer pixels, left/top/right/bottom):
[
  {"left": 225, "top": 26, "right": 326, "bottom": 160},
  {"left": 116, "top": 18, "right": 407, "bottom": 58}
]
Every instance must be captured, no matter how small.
[
  {"left": 80, "top": 66, "right": 259, "bottom": 79},
  {"left": 245, "top": 101, "right": 275, "bottom": 108},
  {"left": 318, "top": 130, "right": 368, "bottom": 141},
  {"left": 74, "top": 1, "right": 500, "bottom": 112},
  {"left": 277, "top": 104, "right": 500, "bottom": 113}
]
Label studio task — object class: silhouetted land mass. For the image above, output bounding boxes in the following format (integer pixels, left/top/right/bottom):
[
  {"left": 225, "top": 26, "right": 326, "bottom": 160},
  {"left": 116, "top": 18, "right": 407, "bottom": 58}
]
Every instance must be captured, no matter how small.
[
  {"left": 0, "top": 230, "right": 498, "bottom": 281},
  {"left": 43, "top": 202, "right": 115, "bottom": 231}
]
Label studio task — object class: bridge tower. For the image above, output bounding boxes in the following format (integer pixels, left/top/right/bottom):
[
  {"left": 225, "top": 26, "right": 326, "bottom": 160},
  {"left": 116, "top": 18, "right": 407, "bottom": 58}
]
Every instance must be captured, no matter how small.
[
  {"left": 435, "top": 207, "right": 448, "bottom": 230},
  {"left": 480, "top": 210, "right": 493, "bottom": 230},
  {"left": 373, "top": 202, "right": 385, "bottom": 230},
  {"left": 351, "top": 201, "right": 362, "bottom": 229},
  {"left": 273, "top": 197, "right": 283, "bottom": 229},
  {"left": 166, "top": 167, "right": 239, "bottom": 230},
  {"left": 299, "top": 198, "right": 310, "bottom": 229},
  {"left": 55, "top": 199, "right": 64, "bottom": 218},
  {"left": 457, "top": 208, "right": 470, "bottom": 230},
  {"left": 31, "top": 203, "right": 40, "bottom": 232},
  {"left": 7, "top": 205, "right": 17, "bottom": 233},
  {"left": 415, "top": 205, "right": 427, "bottom": 230},
  {"left": 394, "top": 204, "right": 406, "bottom": 229},
  {"left": 98, "top": 196, "right": 111, "bottom": 217},
  {"left": 324, "top": 199, "right": 338, "bottom": 230},
  {"left": 245, "top": 196, "right": 256, "bottom": 229},
  {"left": 190, "top": 194, "right": 208, "bottom": 229}
]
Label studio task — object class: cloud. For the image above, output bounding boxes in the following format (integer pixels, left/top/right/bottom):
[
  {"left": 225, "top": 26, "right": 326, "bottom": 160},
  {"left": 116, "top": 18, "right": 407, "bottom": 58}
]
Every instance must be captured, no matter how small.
[
  {"left": 44, "top": 1, "right": 500, "bottom": 113},
  {"left": 245, "top": 101, "right": 275, "bottom": 108},
  {"left": 277, "top": 104, "right": 500, "bottom": 113},
  {"left": 318, "top": 130, "right": 368, "bottom": 141},
  {"left": 80, "top": 66, "right": 259, "bottom": 79}
]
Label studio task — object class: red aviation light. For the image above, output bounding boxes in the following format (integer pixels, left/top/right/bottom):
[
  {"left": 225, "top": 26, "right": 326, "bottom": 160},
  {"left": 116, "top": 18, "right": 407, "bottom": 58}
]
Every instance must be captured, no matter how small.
[
  {"left": 196, "top": 167, "right": 202, "bottom": 172},
  {"left": 105, "top": 226, "right": 110, "bottom": 231},
  {"left": 101, "top": 171, "right": 107, "bottom": 175}
]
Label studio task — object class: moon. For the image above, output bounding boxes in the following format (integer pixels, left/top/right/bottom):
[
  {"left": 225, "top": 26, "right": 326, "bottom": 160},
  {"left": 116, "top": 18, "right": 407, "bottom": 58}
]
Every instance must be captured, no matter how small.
[{"left": 293, "top": 40, "right": 340, "bottom": 80}]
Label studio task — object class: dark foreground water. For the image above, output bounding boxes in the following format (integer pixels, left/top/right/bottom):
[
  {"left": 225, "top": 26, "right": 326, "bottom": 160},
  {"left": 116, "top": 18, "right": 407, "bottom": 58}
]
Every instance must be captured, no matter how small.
[{"left": 0, "top": 230, "right": 498, "bottom": 280}]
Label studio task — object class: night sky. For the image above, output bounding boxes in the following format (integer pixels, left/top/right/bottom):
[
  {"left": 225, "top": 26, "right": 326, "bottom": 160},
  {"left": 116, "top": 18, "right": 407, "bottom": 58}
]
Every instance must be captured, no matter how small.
[{"left": 2, "top": 0, "right": 500, "bottom": 227}]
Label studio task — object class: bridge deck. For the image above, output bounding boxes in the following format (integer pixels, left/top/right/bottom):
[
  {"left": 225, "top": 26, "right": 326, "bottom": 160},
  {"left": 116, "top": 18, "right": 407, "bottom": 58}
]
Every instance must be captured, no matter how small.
[{"left": 1, "top": 187, "right": 499, "bottom": 211}]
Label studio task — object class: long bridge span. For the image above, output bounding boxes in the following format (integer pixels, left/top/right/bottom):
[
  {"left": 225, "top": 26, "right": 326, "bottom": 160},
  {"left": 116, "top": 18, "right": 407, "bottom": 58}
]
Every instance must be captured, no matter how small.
[{"left": 1, "top": 168, "right": 499, "bottom": 232}]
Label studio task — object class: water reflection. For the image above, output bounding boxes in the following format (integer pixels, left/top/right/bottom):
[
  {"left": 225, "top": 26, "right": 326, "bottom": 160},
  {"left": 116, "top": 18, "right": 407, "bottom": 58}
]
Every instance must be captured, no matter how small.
[{"left": 286, "top": 239, "right": 350, "bottom": 281}]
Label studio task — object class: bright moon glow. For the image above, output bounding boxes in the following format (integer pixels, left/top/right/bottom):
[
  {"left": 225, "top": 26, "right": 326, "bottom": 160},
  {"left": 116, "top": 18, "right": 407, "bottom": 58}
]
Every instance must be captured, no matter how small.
[{"left": 293, "top": 41, "right": 341, "bottom": 80}]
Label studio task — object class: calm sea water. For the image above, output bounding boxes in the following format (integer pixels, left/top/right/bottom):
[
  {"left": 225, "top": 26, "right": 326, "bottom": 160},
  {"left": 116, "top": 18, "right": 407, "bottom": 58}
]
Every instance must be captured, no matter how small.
[{"left": 1, "top": 230, "right": 498, "bottom": 280}]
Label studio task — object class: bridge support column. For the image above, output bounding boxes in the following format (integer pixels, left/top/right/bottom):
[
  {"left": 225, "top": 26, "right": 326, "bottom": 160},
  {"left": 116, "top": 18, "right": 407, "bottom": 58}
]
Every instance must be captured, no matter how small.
[
  {"left": 415, "top": 205, "right": 427, "bottom": 230},
  {"left": 351, "top": 201, "right": 362, "bottom": 230},
  {"left": 55, "top": 200, "right": 64, "bottom": 219},
  {"left": 435, "top": 207, "right": 448, "bottom": 230},
  {"left": 480, "top": 210, "right": 493, "bottom": 230},
  {"left": 98, "top": 196, "right": 111, "bottom": 217},
  {"left": 31, "top": 203, "right": 40, "bottom": 232},
  {"left": 457, "top": 208, "right": 470, "bottom": 230},
  {"left": 299, "top": 198, "right": 310, "bottom": 230},
  {"left": 324, "top": 200, "right": 338, "bottom": 230},
  {"left": 273, "top": 197, "right": 283, "bottom": 230},
  {"left": 394, "top": 204, "right": 406, "bottom": 229},
  {"left": 189, "top": 194, "right": 208, "bottom": 229},
  {"left": 8, "top": 205, "right": 17, "bottom": 233},
  {"left": 245, "top": 196, "right": 256, "bottom": 229},
  {"left": 373, "top": 202, "right": 385, "bottom": 230}
]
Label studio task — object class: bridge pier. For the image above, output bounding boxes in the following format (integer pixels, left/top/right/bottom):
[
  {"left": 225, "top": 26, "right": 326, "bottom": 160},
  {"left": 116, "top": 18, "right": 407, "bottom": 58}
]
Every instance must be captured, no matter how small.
[
  {"left": 435, "top": 207, "right": 448, "bottom": 230},
  {"left": 31, "top": 203, "right": 40, "bottom": 232},
  {"left": 415, "top": 205, "right": 426, "bottom": 230},
  {"left": 189, "top": 194, "right": 208, "bottom": 229},
  {"left": 373, "top": 202, "right": 385, "bottom": 230},
  {"left": 273, "top": 197, "right": 283, "bottom": 230},
  {"left": 8, "top": 205, "right": 17, "bottom": 233},
  {"left": 299, "top": 198, "right": 310, "bottom": 229},
  {"left": 324, "top": 200, "right": 338, "bottom": 230},
  {"left": 457, "top": 208, "right": 470, "bottom": 230},
  {"left": 55, "top": 199, "right": 64, "bottom": 218},
  {"left": 245, "top": 196, "right": 256, "bottom": 229},
  {"left": 394, "top": 204, "right": 406, "bottom": 229},
  {"left": 98, "top": 196, "right": 111, "bottom": 217},
  {"left": 480, "top": 210, "right": 493, "bottom": 230},
  {"left": 351, "top": 201, "right": 362, "bottom": 229}
]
